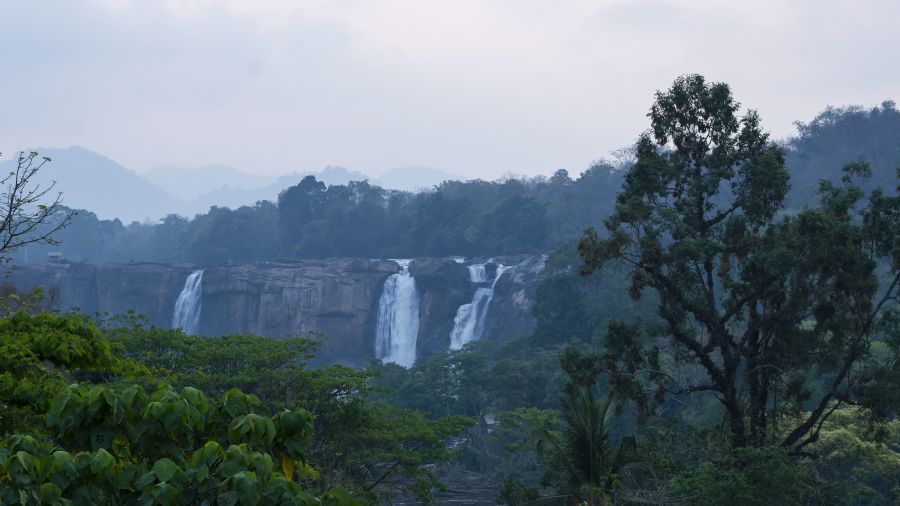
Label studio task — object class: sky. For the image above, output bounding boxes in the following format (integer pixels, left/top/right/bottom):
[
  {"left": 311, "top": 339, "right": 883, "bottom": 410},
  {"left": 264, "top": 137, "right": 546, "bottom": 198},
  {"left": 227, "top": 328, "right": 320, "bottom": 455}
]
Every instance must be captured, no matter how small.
[{"left": 1, "top": 0, "right": 898, "bottom": 180}]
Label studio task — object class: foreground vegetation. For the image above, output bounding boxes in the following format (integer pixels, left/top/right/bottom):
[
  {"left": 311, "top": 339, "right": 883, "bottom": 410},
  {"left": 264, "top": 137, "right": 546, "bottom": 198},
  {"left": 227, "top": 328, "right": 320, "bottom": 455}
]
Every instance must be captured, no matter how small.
[{"left": 0, "top": 308, "right": 472, "bottom": 504}]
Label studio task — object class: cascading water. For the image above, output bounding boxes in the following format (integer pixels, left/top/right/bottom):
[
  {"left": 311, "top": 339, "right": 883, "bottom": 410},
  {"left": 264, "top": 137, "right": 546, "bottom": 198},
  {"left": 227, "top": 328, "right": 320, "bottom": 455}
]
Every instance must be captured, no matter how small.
[
  {"left": 468, "top": 264, "right": 488, "bottom": 283},
  {"left": 173, "top": 269, "right": 203, "bottom": 335},
  {"left": 449, "top": 287, "right": 491, "bottom": 350},
  {"left": 374, "top": 260, "right": 421, "bottom": 368},
  {"left": 476, "top": 264, "right": 510, "bottom": 335},
  {"left": 449, "top": 262, "right": 510, "bottom": 350}
]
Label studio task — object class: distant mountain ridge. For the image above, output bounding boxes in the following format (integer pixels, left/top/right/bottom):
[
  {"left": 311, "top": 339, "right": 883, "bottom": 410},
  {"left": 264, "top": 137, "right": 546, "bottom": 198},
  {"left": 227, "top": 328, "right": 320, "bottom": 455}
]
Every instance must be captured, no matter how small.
[
  {"left": 0, "top": 146, "right": 177, "bottom": 223},
  {"left": 142, "top": 164, "right": 277, "bottom": 201},
  {"left": 374, "top": 166, "right": 461, "bottom": 191}
]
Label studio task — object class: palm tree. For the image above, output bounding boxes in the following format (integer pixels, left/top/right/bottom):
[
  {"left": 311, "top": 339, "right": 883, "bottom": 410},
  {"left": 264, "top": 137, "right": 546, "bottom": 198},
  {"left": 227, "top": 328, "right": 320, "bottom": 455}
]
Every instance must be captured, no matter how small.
[{"left": 536, "top": 387, "right": 634, "bottom": 505}]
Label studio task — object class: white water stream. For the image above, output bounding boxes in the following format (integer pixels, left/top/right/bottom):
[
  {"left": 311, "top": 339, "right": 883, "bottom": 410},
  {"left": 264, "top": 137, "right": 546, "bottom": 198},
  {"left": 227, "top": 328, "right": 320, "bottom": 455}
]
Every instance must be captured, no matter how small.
[
  {"left": 173, "top": 269, "right": 204, "bottom": 335},
  {"left": 374, "top": 260, "right": 421, "bottom": 368},
  {"left": 449, "top": 262, "right": 510, "bottom": 350}
]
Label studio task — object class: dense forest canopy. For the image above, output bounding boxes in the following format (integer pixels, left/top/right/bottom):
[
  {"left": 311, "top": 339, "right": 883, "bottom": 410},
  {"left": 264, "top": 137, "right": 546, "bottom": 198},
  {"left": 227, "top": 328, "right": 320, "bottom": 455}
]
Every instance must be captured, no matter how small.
[
  {"left": 10, "top": 100, "right": 899, "bottom": 265},
  {"left": 13, "top": 168, "right": 620, "bottom": 264},
  {"left": 786, "top": 100, "right": 900, "bottom": 207}
]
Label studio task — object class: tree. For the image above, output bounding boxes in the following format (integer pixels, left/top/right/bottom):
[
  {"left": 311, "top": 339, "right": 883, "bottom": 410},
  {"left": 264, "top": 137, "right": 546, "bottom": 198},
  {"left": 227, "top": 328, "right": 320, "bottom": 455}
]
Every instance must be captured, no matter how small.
[
  {"left": 535, "top": 388, "right": 631, "bottom": 505},
  {"left": 278, "top": 176, "right": 327, "bottom": 257},
  {"left": 0, "top": 311, "right": 354, "bottom": 505},
  {"left": 667, "top": 446, "right": 824, "bottom": 506},
  {"left": 104, "top": 318, "right": 317, "bottom": 405},
  {"left": 786, "top": 100, "right": 900, "bottom": 208},
  {"left": 809, "top": 407, "right": 900, "bottom": 504},
  {"left": 0, "top": 151, "right": 74, "bottom": 262},
  {"left": 186, "top": 202, "right": 280, "bottom": 263},
  {"left": 532, "top": 274, "right": 596, "bottom": 346},
  {"left": 467, "top": 195, "right": 550, "bottom": 254},
  {"left": 103, "top": 320, "right": 473, "bottom": 502},
  {"left": 0, "top": 311, "right": 141, "bottom": 436},
  {"left": 1, "top": 384, "right": 351, "bottom": 505},
  {"left": 578, "top": 74, "right": 900, "bottom": 451}
]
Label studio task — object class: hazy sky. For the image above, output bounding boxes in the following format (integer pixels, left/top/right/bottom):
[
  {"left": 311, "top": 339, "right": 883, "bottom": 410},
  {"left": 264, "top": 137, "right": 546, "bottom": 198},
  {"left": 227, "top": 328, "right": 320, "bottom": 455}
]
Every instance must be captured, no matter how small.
[{"left": 1, "top": 0, "right": 898, "bottom": 179}]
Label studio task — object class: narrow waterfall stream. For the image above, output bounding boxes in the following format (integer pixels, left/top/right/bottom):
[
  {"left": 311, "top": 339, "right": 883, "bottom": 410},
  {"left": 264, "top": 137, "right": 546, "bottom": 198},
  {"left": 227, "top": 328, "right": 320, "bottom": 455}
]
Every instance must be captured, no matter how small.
[
  {"left": 449, "top": 262, "right": 510, "bottom": 350},
  {"left": 173, "top": 269, "right": 204, "bottom": 335},
  {"left": 374, "top": 260, "right": 421, "bottom": 368},
  {"left": 467, "top": 263, "right": 488, "bottom": 283}
]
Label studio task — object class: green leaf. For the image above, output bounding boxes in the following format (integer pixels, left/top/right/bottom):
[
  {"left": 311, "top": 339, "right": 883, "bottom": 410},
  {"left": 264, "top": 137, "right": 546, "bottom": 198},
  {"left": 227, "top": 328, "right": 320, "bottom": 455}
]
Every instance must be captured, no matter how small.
[
  {"left": 150, "top": 481, "right": 180, "bottom": 505},
  {"left": 90, "top": 449, "right": 115, "bottom": 476},
  {"left": 15, "top": 450, "right": 36, "bottom": 473},
  {"left": 39, "top": 482, "right": 62, "bottom": 503},
  {"left": 321, "top": 487, "right": 360, "bottom": 505},
  {"left": 137, "top": 471, "right": 157, "bottom": 489},
  {"left": 231, "top": 470, "right": 261, "bottom": 505},
  {"left": 152, "top": 458, "right": 180, "bottom": 483},
  {"left": 217, "top": 490, "right": 238, "bottom": 506}
]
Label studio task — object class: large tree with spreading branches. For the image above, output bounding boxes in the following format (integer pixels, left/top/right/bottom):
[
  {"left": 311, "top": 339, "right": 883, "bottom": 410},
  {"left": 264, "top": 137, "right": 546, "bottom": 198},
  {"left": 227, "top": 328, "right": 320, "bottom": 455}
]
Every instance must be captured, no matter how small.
[{"left": 579, "top": 74, "right": 900, "bottom": 452}]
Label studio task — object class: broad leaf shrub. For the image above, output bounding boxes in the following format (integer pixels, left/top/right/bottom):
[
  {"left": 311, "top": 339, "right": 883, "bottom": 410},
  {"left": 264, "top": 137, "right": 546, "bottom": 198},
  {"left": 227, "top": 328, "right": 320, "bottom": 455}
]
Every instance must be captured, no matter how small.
[{"left": 1, "top": 384, "right": 355, "bottom": 505}]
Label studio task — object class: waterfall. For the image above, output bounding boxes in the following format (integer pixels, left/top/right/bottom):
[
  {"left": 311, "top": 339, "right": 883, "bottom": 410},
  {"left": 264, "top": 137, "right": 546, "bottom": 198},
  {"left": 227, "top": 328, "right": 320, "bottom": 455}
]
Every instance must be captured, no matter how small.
[
  {"left": 475, "top": 264, "right": 510, "bottom": 336},
  {"left": 374, "top": 260, "right": 421, "bottom": 368},
  {"left": 449, "top": 263, "right": 510, "bottom": 350},
  {"left": 173, "top": 269, "right": 203, "bottom": 335},
  {"left": 468, "top": 264, "right": 488, "bottom": 283}
]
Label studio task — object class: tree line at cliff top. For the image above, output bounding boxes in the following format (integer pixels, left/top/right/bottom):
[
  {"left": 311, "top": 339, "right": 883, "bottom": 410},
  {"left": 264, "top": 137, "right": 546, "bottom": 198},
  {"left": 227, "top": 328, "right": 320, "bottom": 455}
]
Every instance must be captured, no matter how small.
[{"left": 11, "top": 99, "right": 900, "bottom": 265}]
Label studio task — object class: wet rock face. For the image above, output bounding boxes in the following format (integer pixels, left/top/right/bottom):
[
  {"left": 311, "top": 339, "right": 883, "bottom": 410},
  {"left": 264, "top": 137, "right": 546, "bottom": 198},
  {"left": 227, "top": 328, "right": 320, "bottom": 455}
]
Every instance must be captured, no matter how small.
[
  {"left": 482, "top": 254, "right": 547, "bottom": 342},
  {"left": 4, "top": 262, "right": 194, "bottom": 325},
  {"left": 409, "top": 258, "right": 471, "bottom": 358},
  {"left": 4, "top": 260, "right": 397, "bottom": 365},
  {"left": 3, "top": 255, "right": 545, "bottom": 366},
  {"left": 409, "top": 255, "right": 547, "bottom": 357},
  {"left": 200, "top": 259, "right": 397, "bottom": 365},
  {"left": 95, "top": 263, "right": 197, "bottom": 325}
]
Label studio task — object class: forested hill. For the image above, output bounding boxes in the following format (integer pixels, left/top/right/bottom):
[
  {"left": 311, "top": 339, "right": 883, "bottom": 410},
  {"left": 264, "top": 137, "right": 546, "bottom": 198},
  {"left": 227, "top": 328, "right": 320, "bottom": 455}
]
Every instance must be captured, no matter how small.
[
  {"left": 13, "top": 101, "right": 900, "bottom": 265},
  {"left": 785, "top": 100, "right": 900, "bottom": 207}
]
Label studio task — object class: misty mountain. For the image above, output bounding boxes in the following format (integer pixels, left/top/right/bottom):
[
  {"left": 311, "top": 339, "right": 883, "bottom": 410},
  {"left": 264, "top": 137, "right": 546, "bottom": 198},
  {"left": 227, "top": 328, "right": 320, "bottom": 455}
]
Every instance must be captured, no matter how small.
[
  {"left": 374, "top": 166, "right": 461, "bottom": 191},
  {"left": 141, "top": 164, "right": 278, "bottom": 201},
  {"left": 0, "top": 146, "right": 177, "bottom": 223}
]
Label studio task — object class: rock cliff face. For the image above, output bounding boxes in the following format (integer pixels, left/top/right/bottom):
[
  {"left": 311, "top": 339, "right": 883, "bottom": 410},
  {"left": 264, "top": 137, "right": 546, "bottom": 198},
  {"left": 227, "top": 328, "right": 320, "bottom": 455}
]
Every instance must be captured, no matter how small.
[
  {"left": 409, "top": 255, "right": 548, "bottom": 353},
  {"left": 4, "top": 255, "right": 546, "bottom": 366},
  {"left": 485, "top": 255, "right": 547, "bottom": 341},
  {"left": 3, "top": 262, "right": 194, "bottom": 325},
  {"left": 199, "top": 259, "right": 397, "bottom": 365},
  {"left": 96, "top": 264, "right": 196, "bottom": 325},
  {"left": 408, "top": 258, "right": 472, "bottom": 357}
]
